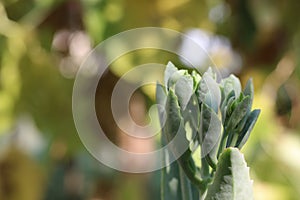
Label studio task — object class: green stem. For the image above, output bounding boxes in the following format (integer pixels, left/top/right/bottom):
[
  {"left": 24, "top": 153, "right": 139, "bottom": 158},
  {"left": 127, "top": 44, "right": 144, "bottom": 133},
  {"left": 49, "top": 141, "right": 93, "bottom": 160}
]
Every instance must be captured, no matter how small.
[
  {"left": 230, "top": 132, "right": 239, "bottom": 147},
  {"left": 178, "top": 157, "right": 208, "bottom": 193},
  {"left": 205, "top": 155, "right": 216, "bottom": 171},
  {"left": 201, "top": 157, "right": 210, "bottom": 178},
  {"left": 226, "top": 131, "right": 233, "bottom": 148},
  {"left": 217, "top": 129, "right": 228, "bottom": 159}
]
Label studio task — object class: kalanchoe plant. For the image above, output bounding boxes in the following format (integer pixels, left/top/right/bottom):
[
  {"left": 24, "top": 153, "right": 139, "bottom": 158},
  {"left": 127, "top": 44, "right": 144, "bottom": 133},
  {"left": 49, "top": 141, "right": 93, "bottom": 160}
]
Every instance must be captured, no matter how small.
[{"left": 156, "top": 62, "right": 260, "bottom": 200}]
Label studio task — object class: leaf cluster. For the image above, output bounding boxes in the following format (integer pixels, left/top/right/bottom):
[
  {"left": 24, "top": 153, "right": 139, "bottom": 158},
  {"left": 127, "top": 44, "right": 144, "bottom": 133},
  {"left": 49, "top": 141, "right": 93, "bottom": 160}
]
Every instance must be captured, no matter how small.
[{"left": 157, "top": 62, "right": 260, "bottom": 200}]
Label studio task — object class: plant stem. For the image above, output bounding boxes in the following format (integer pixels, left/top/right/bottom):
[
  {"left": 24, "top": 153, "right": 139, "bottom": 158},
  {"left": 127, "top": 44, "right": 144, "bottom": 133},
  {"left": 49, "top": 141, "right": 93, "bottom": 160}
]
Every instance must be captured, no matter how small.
[
  {"left": 201, "top": 157, "right": 210, "bottom": 178},
  {"left": 178, "top": 158, "right": 207, "bottom": 193},
  {"left": 217, "top": 130, "right": 228, "bottom": 158}
]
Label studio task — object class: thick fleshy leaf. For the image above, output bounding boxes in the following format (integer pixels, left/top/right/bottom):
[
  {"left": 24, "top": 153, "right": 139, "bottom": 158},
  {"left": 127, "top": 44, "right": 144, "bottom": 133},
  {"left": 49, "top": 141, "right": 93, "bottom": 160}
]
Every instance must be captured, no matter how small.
[
  {"left": 183, "top": 95, "right": 200, "bottom": 132},
  {"left": 184, "top": 121, "right": 199, "bottom": 152},
  {"left": 168, "top": 70, "right": 187, "bottom": 90},
  {"left": 205, "top": 67, "right": 217, "bottom": 80},
  {"left": 243, "top": 78, "right": 254, "bottom": 107},
  {"left": 221, "top": 75, "right": 242, "bottom": 98},
  {"left": 164, "top": 61, "right": 178, "bottom": 90},
  {"left": 235, "top": 111, "right": 249, "bottom": 133},
  {"left": 191, "top": 70, "right": 202, "bottom": 91},
  {"left": 164, "top": 89, "right": 190, "bottom": 159},
  {"left": 160, "top": 87, "right": 181, "bottom": 200},
  {"left": 221, "top": 90, "right": 235, "bottom": 123},
  {"left": 165, "top": 89, "right": 184, "bottom": 139},
  {"left": 205, "top": 148, "right": 253, "bottom": 200},
  {"left": 226, "top": 108, "right": 251, "bottom": 147},
  {"left": 197, "top": 71, "right": 221, "bottom": 113},
  {"left": 200, "top": 103, "right": 222, "bottom": 166},
  {"left": 161, "top": 90, "right": 191, "bottom": 200},
  {"left": 220, "top": 87, "right": 226, "bottom": 107},
  {"left": 226, "top": 96, "right": 251, "bottom": 131},
  {"left": 182, "top": 96, "right": 200, "bottom": 152},
  {"left": 165, "top": 90, "right": 204, "bottom": 193},
  {"left": 161, "top": 103, "right": 182, "bottom": 200},
  {"left": 175, "top": 74, "right": 194, "bottom": 110},
  {"left": 236, "top": 109, "right": 261, "bottom": 149}
]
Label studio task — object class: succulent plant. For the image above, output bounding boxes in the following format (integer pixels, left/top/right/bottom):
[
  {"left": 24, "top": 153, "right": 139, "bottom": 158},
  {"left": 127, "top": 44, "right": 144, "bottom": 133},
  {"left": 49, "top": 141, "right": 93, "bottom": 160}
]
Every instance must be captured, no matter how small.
[{"left": 157, "top": 62, "right": 260, "bottom": 200}]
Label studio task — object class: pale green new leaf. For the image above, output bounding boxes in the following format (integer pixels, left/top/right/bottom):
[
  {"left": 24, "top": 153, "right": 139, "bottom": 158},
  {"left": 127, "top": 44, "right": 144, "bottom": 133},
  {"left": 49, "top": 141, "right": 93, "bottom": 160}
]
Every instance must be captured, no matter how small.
[
  {"left": 191, "top": 70, "right": 202, "bottom": 91},
  {"left": 164, "top": 61, "right": 178, "bottom": 90},
  {"left": 197, "top": 71, "right": 221, "bottom": 113},
  {"left": 221, "top": 75, "right": 242, "bottom": 98},
  {"left": 175, "top": 75, "right": 194, "bottom": 110},
  {"left": 168, "top": 70, "right": 187, "bottom": 90}
]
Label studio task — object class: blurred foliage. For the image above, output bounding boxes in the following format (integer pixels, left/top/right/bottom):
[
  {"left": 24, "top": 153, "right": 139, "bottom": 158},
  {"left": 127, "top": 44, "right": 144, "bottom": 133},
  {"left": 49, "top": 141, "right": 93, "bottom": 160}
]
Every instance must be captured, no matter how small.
[{"left": 0, "top": 0, "right": 300, "bottom": 199}]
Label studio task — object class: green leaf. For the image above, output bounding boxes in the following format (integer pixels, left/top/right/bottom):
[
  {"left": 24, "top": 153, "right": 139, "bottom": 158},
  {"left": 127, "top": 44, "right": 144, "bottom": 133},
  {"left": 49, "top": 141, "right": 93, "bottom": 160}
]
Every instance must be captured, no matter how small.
[
  {"left": 168, "top": 70, "right": 187, "bottom": 90},
  {"left": 235, "top": 109, "right": 261, "bottom": 149},
  {"left": 205, "top": 148, "right": 253, "bottom": 200},
  {"left": 221, "top": 75, "right": 242, "bottom": 98},
  {"left": 164, "top": 89, "right": 184, "bottom": 140},
  {"left": 197, "top": 71, "right": 221, "bottom": 113},
  {"left": 175, "top": 74, "right": 194, "bottom": 110},
  {"left": 200, "top": 103, "right": 222, "bottom": 166},
  {"left": 183, "top": 95, "right": 200, "bottom": 138},
  {"left": 165, "top": 90, "right": 205, "bottom": 191},
  {"left": 221, "top": 90, "right": 236, "bottom": 124},
  {"left": 161, "top": 89, "right": 199, "bottom": 200},
  {"left": 164, "top": 61, "right": 178, "bottom": 90},
  {"left": 160, "top": 93, "right": 181, "bottom": 200},
  {"left": 243, "top": 78, "right": 254, "bottom": 107},
  {"left": 235, "top": 110, "right": 249, "bottom": 133},
  {"left": 161, "top": 92, "right": 190, "bottom": 200},
  {"left": 164, "top": 89, "right": 189, "bottom": 158},
  {"left": 243, "top": 78, "right": 253, "bottom": 98},
  {"left": 182, "top": 95, "right": 201, "bottom": 153},
  {"left": 164, "top": 62, "right": 188, "bottom": 91},
  {"left": 226, "top": 96, "right": 251, "bottom": 131},
  {"left": 205, "top": 67, "right": 217, "bottom": 80},
  {"left": 191, "top": 70, "right": 202, "bottom": 91}
]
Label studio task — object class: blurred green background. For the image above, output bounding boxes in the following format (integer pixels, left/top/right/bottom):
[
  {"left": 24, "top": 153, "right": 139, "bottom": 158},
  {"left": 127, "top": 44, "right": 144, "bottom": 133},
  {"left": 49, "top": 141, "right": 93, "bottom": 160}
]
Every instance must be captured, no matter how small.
[{"left": 0, "top": 0, "right": 300, "bottom": 199}]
